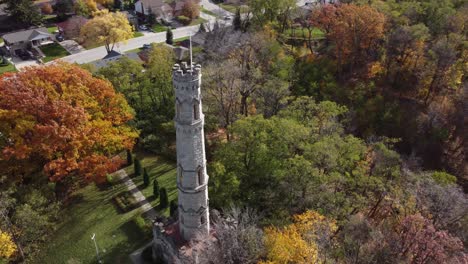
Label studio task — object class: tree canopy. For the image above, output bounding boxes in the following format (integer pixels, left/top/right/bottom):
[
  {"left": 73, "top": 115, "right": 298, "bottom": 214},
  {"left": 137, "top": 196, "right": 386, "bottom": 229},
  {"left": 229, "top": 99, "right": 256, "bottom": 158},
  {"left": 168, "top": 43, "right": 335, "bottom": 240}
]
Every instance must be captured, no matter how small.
[
  {"left": 0, "top": 63, "right": 138, "bottom": 183},
  {"left": 80, "top": 10, "right": 134, "bottom": 53}
]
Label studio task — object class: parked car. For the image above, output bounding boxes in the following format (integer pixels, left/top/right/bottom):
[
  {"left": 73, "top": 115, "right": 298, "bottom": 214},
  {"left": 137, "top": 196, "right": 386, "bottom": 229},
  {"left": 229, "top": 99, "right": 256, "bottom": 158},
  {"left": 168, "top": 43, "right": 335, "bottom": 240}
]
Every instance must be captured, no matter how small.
[
  {"left": 15, "top": 49, "right": 30, "bottom": 60},
  {"left": 142, "top": 44, "right": 151, "bottom": 50},
  {"left": 56, "top": 34, "right": 64, "bottom": 42},
  {"left": 223, "top": 15, "right": 232, "bottom": 20},
  {"left": 139, "top": 25, "right": 148, "bottom": 31}
]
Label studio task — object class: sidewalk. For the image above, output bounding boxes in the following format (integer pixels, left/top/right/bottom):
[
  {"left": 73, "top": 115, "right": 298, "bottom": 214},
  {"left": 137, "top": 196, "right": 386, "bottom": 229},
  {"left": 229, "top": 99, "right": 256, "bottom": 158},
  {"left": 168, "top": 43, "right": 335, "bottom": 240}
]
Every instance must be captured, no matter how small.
[{"left": 113, "top": 169, "right": 157, "bottom": 221}]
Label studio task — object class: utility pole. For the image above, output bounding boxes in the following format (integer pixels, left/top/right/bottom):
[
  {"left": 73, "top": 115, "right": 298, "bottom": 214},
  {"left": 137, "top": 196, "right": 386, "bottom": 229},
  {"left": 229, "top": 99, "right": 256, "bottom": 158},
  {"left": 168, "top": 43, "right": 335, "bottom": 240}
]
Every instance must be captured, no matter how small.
[{"left": 91, "top": 233, "right": 102, "bottom": 263}]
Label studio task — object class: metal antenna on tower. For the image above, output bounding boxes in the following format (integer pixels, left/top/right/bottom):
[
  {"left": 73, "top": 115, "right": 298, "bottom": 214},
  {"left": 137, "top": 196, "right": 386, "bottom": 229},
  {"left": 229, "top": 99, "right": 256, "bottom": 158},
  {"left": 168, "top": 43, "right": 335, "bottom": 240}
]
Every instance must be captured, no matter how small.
[{"left": 189, "top": 35, "right": 193, "bottom": 70}]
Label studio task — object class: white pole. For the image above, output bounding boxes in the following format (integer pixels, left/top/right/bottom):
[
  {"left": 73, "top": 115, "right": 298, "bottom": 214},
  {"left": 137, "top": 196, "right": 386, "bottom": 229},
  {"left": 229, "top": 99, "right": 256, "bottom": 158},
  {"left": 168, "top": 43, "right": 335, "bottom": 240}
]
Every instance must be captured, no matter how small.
[{"left": 91, "top": 233, "right": 102, "bottom": 263}]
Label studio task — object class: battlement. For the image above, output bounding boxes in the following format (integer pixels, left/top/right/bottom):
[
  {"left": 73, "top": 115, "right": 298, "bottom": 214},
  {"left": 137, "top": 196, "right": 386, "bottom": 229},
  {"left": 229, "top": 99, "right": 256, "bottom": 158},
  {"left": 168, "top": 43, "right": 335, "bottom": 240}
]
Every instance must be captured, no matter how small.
[{"left": 173, "top": 62, "right": 202, "bottom": 83}]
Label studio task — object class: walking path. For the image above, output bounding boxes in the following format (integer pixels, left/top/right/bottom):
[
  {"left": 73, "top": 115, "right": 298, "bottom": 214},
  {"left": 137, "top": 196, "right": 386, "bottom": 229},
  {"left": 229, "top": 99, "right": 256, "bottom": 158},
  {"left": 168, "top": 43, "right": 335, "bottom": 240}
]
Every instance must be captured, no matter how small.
[{"left": 113, "top": 169, "right": 157, "bottom": 221}]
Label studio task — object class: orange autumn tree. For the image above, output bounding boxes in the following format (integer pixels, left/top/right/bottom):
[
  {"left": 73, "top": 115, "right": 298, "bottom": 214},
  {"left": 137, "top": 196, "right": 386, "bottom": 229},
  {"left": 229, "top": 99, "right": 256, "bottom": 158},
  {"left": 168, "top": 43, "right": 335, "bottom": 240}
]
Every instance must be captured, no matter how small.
[
  {"left": 0, "top": 63, "right": 138, "bottom": 183},
  {"left": 312, "top": 4, "right": 385, "bottom": 73}
]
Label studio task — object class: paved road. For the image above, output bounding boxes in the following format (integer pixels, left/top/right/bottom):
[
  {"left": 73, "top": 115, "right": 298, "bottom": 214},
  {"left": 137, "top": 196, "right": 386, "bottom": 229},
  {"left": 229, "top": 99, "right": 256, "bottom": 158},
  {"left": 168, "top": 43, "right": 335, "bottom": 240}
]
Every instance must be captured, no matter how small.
[
  {"left": 60, "top": 25, "right": 202, "bottom": 64},
  {"left": 58, "top": 2, "right": 230, "bottom": 65}
]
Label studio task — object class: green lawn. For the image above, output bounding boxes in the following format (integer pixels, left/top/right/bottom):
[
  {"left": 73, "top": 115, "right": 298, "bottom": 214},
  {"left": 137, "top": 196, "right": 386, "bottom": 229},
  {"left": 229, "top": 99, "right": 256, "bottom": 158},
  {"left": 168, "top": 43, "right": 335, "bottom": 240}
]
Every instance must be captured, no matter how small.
[
  {"left": 284, "top": 27, "right": 325, "bottom": 39},
  {"left": 133, "top": 31, "right": 144, "bottom": 38},
  {"left": 0, "top": 63, "right": 16, "bottom": 74},
  {"left": 47, "top": 26, "right": 58, "bottom": 34},
  {"left": 0, "top": 38, "right": 3, "bottom": 44},
  {"left": 152, "top": 24, "right": 167, "bottom": 33},
  {"left": 189, "top": 17, "right": 208, "bottom": 26},
  {"left": 218, "top": 3, "right": 250, "bottom": 13},
  {"left": 201, "top": 7, "right": 218, "bottom": 17},
  {"left": 36, "top": 154, "right": 177, "bottom": 263},
  {"left": 124, "top": 155, "right": 178, "bottom": 216},
  {"left": 40, "top": 43, "right": 70, "bottom": 62},
  {"left": 125, "top": 47, "right": 142, "bottom": 54}
]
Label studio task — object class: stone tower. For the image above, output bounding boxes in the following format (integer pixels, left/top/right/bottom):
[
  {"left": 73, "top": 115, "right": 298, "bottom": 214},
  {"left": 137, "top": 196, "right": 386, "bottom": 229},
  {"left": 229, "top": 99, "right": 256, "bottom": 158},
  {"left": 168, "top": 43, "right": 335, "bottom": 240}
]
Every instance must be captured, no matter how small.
[{"left": 173, "top": 62, "right": 210, "bottom": 241}]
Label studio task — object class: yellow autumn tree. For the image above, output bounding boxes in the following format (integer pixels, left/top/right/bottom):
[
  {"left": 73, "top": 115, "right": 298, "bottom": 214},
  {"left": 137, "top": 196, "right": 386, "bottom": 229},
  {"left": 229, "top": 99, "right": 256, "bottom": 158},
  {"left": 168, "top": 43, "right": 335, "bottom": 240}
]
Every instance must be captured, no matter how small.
[
  {"left": 80, "top": 10, "right": 133, "bottom": 54},
  {"left": 0, "top": 230, "right": 16, "bottom": 259},
  {"left": 260, "top": 211, "right": 337, "bottom": 264}
]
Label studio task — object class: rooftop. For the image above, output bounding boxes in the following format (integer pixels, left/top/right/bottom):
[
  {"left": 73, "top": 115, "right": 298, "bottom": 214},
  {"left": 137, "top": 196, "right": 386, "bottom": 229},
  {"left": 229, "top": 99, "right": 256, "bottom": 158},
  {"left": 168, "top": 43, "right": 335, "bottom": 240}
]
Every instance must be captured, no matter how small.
[{"left": 2, "top": 27, "right": 52, "bottom": 44}]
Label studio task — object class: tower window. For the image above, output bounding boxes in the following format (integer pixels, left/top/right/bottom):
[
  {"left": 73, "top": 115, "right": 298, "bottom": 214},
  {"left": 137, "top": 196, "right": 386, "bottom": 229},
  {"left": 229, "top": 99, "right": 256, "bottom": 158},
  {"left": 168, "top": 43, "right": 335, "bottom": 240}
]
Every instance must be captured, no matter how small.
[
  {"left": 178, "top": 165, "right": 183, "bottom": 183},
  {"left": 193, "top": 103, "right": 199, "bottom": 120},
  {"left": 176, "top": 102, "right": 181, "bottom": 120},
  {"left": 201, "top": 215, "right": 206, "bottom": 224},
  {"left": 197, "top": 166, "right": 203, "bottom": 185}
]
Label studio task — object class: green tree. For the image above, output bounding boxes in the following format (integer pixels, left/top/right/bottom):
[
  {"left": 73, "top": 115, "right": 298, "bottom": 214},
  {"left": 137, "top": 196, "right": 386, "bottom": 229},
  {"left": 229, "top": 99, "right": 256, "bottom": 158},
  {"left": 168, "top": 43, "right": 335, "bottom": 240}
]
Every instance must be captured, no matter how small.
[
  {"left": 147, "top": 7, "right": 156, "bottom": 25},
  {"left": 233, "top": 8, "right": 241, "bottom": 30},
  {"left": 0, "top": 0, "right": 42, "bottom": 26},
  {"left": 126, "top": 149, "right": 133, "bottom": 166},
  {"left": 169, "top": 200, "right": 177, "bottom": 217},
  {"left": 143, "top": 168, "right": 150, "bottom": 187},
  {"left": 134, "top": 159, "right": 142, "bottom": 176},
  {"left": 159, "top": 188, "right": 168, "bottom": 209},
  {"left": 54, "top": 0, "right": 74, "bottom": 20},
  {"left": 153, "top": 179, "right": 159, "bottom": 199},
  {"left": 166, "top": 27, "right": 173, "bottom": 45}
]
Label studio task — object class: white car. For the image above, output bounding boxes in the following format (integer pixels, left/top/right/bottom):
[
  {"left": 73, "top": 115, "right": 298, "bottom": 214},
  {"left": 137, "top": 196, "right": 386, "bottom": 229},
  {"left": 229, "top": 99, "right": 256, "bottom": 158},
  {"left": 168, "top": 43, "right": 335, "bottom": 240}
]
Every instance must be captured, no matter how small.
[{"left": 139, "top": 25, "right": 148, "bottom": 31}]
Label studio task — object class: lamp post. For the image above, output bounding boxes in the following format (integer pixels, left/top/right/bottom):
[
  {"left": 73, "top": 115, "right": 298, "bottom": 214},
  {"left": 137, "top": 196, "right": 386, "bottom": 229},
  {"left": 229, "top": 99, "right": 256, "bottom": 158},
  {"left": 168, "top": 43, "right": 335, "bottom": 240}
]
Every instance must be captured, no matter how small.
[{"left": 91, "top": 233, "right": 103, "bottom": 263}]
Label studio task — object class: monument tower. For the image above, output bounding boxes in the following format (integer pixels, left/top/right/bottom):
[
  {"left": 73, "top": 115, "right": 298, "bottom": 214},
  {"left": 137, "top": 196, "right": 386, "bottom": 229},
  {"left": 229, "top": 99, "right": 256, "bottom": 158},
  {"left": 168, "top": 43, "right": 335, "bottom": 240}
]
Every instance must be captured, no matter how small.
[{"left": 173, "top": 62, "right": 210, "bottom": 241}]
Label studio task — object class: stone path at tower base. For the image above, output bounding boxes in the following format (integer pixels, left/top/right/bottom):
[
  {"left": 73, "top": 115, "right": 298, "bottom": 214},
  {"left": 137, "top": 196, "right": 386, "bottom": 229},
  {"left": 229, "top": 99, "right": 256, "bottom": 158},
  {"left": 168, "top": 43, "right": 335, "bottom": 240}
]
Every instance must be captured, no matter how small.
[{"left": 113, "top": 169, "right": 157, "bottom": 220}]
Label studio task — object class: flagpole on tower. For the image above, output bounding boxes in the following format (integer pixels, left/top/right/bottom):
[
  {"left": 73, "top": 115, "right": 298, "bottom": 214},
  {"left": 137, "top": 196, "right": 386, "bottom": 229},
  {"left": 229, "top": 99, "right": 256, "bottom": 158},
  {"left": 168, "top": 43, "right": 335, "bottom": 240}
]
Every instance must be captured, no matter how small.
[{"left": 190, "top": 35, "right": 193, "bottom": 70}]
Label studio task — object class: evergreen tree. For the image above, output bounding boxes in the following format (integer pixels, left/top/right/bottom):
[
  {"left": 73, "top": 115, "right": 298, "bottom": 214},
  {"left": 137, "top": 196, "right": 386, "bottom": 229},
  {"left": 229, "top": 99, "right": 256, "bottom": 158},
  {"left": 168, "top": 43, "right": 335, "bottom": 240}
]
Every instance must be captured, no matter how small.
[
  {"left": 199, "top": 22, "right": 206, "bottom": 32},
  {"left": 54, "top": 0, "right": 73, "bottom": 21},
  {"left": 153, "top": 179, "right": 159, "bottom": 199},
  {"left": 170, "top": 200, "right": 178, "bottom": 217},
  {"left": 147, "top": 7, "right": 156, "bottom": 25},
  {"left": 166, "top": 28, "right": 173, "bottom": 45},
  {"left": 1, "top": 0, "right": 43, "bottom": 26},
  {"left": 126, "top": 149, "right": 133, "bottom": 165},
  {"left": 143, "top": 168, "right": 150, "bottom": 187},
  {"left": 160, "top": 187, "right": 168, "bottom": 208},
  {"left": 233, "top": 8, "right": 241, "bottom": 31},
  {"left": 134, "top": 158, "right": 142, "bottom": 176}
]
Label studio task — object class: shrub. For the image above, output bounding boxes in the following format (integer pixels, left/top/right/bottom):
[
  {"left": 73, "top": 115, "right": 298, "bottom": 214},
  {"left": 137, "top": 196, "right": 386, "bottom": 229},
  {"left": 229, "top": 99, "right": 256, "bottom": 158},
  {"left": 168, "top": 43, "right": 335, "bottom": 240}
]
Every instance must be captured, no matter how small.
[
  {"left": 134, "top": 158, "right": 142, "bottom": 176},
  {"left": 106, "top": 173, "right": 113, "bottom": 184},
  {"left": 143, "top": 168, "right": 150, "bottom": 187},
  {"left": 113, "top": 192, "right": 137, "bottom": 212},
  {"left": 166, "top": 27, "right": 173, "bottom": 45},
  {"left": 170, "top": 200, "right": 178, "bottom": 217},
  {"left": 153, "top": 179, "right": 159, "bottom": 199},
  {"left": 126, "top": 149, "right": 133, "bottom": 165},
  {"left": 177, "top": 15, "right": 191, "bottom": 26},
  {"left": 159, "top": 187, "right": 168, "bottom": 208}
]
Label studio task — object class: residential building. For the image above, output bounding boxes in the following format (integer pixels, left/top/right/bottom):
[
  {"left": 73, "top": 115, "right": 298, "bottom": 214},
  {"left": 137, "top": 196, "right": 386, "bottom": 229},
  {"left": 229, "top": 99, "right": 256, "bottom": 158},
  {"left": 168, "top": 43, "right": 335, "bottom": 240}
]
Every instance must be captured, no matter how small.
[{"left": 2, "top": 27, "right": 53, "bottom": 56}]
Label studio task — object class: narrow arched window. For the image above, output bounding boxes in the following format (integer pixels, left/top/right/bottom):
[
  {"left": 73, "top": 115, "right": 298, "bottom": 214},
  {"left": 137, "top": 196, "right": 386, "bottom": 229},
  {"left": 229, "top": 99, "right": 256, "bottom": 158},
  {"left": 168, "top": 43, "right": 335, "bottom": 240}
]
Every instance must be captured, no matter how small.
[
  {"left": 193, "top": 103, "right": 199, "bottom": 120},
  {"left": 197, "top": 166, "right": 203, "bottom": 186},
  {"left": 176, "top": 100, "right": 181, "bottom": 120},
  {"left": 201, "top": 215, "right": 206, "bottom": 224},
  {"left": 178, "top": 165, "right": 183, "bottom": 183}
]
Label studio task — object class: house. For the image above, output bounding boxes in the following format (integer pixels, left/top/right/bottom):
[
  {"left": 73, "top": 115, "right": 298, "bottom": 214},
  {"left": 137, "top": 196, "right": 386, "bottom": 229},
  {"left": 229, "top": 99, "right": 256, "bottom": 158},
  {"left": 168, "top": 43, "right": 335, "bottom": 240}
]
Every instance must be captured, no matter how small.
[
  {"left": 2, "top": 27, "right": 53, "bottom": 56},
  {"left": 135, "top": 0, "right": 174, "bottom": 21},
  {"left": 121, "top": 11, "right": 139, "bottom": 29}
]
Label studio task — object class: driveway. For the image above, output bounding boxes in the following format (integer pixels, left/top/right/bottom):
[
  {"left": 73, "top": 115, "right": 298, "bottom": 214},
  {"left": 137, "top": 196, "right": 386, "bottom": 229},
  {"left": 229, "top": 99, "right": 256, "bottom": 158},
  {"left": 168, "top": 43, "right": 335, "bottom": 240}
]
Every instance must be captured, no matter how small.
[
  {"left": 11, "top": 56, "right": 40, "bottom": 70},
  {"left": 59, "top": 40, "right": 86, "bottom": 54},
  {"left": 200, "top": 0, "right": 233, "bottom": 16}
]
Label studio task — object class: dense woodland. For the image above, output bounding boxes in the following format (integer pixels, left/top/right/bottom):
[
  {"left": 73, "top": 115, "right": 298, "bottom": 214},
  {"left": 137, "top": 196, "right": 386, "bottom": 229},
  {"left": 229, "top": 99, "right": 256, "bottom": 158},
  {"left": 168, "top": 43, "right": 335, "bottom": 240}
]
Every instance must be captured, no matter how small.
[{"left": 0, "top": 0, "right": 467, "bottom": 263}]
